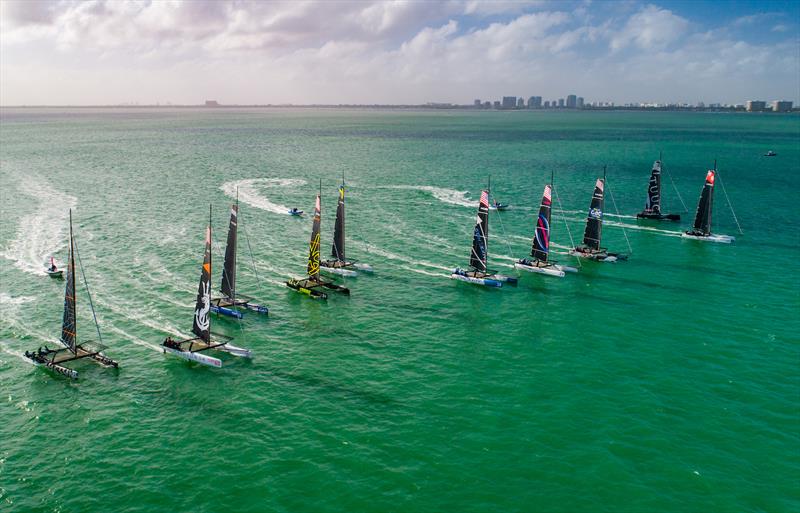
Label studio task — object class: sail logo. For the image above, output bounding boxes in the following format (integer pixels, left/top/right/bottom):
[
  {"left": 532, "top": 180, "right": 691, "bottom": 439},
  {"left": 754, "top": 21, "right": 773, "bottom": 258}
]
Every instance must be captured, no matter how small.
[
  {"left": 535, "top": 215, "right": 549, "bottom": 252},
  {"left": 195, "top": 280, "right": 210, "bottom": 333},
  {"left": 589, "top": 208, "right": 602, "bottom": 219}
]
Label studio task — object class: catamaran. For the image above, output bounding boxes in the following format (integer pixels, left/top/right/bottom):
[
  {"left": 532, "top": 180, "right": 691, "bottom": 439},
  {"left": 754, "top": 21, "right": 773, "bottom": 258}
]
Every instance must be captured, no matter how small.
[
  {"left": 161, "top": 206, "right": 253, "bottom": 367},
  {"left": 25, "top": 210, "right": 118, "bottom": 379},
  {"left": 682, "top": 164, "right": 735, "bottom": 243},
  {"left": 320, "top": 177, "right": 373, "bottom": 277},
  {"left": 451, "top": 187, "right": 517, "bottom": 287},
  {"left": 286, "top": 183, "right": 350, "bottom": 299},
  {"left": 636, "top": 155, "right": 681, "bottom": 221},
  {"left": 515, "top": 177, "right": 571, "bottom": 277},
  {"left": 570, "top": 169, "right": 628, "bottom": 262},
  {"left": 210, "top": 194, "right": 269, "bottom": 319}
]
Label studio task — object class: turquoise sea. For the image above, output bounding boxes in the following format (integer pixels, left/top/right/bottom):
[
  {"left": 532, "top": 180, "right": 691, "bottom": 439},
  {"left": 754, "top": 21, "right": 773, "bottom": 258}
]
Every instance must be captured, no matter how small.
[{"left": 1, "top": 108, "right": 798, "bottom": 512}]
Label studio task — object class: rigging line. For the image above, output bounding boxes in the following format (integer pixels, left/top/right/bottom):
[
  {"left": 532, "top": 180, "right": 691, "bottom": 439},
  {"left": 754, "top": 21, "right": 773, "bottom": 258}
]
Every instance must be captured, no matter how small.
[
  {"left": 488, "top": 189, "right": 516, "bottom": 262},
  {"left": 553, "top": 185, "right": 581, "bottom": 268},
  {"left": 241, "top": 222, "right": 264, "bottom": 290},
  {"left": 72, "top": 236, "right": 103, "bottom": 346},
  {"left": 607, "top": 183, "right": 633, "bottom": 254},
  {"left": 664, "top": 165, "right": 689, "bottom": 213},
  {"left": 716, "top": 169, "right": 743, "bottom": 234}
]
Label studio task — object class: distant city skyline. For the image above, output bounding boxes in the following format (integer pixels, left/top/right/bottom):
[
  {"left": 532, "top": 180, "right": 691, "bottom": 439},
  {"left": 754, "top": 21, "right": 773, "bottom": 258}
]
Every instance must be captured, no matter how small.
[{"left": 1, "top": 0, "right": 798, "bottom": 106}]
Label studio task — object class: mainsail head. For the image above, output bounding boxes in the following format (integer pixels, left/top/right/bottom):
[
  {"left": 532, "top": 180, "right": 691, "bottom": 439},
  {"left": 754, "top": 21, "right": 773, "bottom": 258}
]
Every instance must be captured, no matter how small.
[
  {"left": 331, "top": 183, "right": 345, "bottom": 261},
  {"left": 691, "top": 170, "right": 715, "bottom": 235},
  {"left": 192, "top": 207, "right": 212, "bottom": 341},
  {"left": 221, "top": 201, "right": 238, "bottom": 299},
  {"left": 60, "top": 210, "right": 77, "bottom": 352},
  {"left": 307, "top": 193, "right": 322, "bottom": 279},
  {"left": 582, "top": 178, "right": 604, "bottom": 250},
  {"left": 469, "top": 189, "right": 490, "bottom": 271},
  {"left": 531, "top": 184, "right": 552, "bottom": 262},
  {"left": 645, "top": 160, "right": 662, "bottom": 214}
]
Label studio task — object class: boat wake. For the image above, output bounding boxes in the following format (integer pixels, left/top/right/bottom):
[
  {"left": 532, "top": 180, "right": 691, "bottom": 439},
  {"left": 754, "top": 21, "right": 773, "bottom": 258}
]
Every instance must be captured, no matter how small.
[
  {"left": 0, "top": 175, "right": 77, "bottom": 275},
  {"left": 386, "top": 185, "right": 477, "bottom": 208},
  {"left": 351, "top": 241, "right": 450, "bottom": 271},
  {"left": 221, "top": 178, "right": 307, "bottom": 215}
]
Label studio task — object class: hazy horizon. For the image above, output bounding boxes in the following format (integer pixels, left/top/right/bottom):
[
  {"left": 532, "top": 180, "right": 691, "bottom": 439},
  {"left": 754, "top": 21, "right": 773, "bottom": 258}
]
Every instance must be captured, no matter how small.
[{"left": 1, "top": 0, "right": 798, "bottom": 106}]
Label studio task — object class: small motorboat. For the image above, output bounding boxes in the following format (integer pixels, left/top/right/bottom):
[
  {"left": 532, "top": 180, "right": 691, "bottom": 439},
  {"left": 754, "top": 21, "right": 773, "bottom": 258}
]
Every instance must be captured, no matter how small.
[
  {"left": 45, "top": 256, "right": 63, "bottom": 278},
  {"left": 764, "top": 150, "right": 777, "bottom": 157},
  {"left": 489, "top": 201, "right": 509, "bottom": 211},
  {"left": 287, "top": 208, "right": 304, "bottom": 216}
]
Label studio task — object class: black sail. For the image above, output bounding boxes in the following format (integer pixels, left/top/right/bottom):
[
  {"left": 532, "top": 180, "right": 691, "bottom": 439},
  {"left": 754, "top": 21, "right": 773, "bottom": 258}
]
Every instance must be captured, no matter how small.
[
  {"left": 469, "top": 190, "right": 490, "bottom": 271},
  {"left": 307, "top": 194, "right": 321, "bottom": 279},
  {"left": 582, "top": 178, "right": 605, "bottom": 250},
  {"left": 192, "top": 208, "right": 212, "bottom": 342},
  {"left": 61, "top": 211, "right": 77, "bottom": 352},
  {"left": 691, "top": 170, "right": 715, "bottom": 235},
  {"left": 645, "top": 160, "right": 662, "bottom": 214},
  {"left": 531, "top": 184, "right": 552, "bottom": 262},
  {"left": 331, "top": 185, "right": 345, "bottom": 261},
  {"left": 221, "top": 202, "right": 238, "bottom": 299}
]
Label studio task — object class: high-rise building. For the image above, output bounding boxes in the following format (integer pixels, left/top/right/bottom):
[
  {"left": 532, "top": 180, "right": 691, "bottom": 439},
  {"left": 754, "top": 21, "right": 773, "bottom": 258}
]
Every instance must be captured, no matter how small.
[
  {"left": 528, "top": 96, "right": 542, "bottom": 108},
  {"left": 773, "top": 100, "right": 793, "bottom": 112},
  {"left": 474, "top": 99, "right": 482, "bottom": 107},
  {"left": 502, "top": 96, "right": 517, "bottom": 109},
  {"left": 558, "top": 98, "right": 565, "bottom": 108},
  {"left": 543, "top": 100, "right": 551, "bottom": 108},
  {"left": 566, "top": 94, "right": 577, "bottom": 108},
  {"left": 483, "top": 101, "right": 492, "bottom": 109},
  {"left": 493, "top": 100, "right": 501, "bottom": 109},
  {"left": 517, "top": 97, "right": 525, "bottom": 108},
  {"left": 577, "top": 97, "right": 584, "bottom": 109},
  {"left": 746, "top": 100, "right": 767, "bottom": 112}
]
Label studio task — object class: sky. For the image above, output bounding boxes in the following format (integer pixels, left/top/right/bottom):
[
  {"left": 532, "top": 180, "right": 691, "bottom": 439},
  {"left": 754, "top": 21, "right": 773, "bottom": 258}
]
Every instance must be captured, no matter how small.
[{"left": 1, "top": 0, "right": 798, "bottom": 106}]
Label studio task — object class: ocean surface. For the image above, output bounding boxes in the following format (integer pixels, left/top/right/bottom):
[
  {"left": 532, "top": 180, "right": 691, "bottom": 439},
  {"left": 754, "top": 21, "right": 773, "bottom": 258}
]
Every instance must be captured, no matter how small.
[{"left": 1, "top": 108, "right": 798, "bottom": 513}]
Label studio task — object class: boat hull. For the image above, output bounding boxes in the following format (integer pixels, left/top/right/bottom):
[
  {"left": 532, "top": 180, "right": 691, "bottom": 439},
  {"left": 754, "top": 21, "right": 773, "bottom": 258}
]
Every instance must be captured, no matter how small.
[
  {"left": 217, "top": 343, "right": 253, "bottom": 358},
  {"left": 46, "top": 270, "right": 63, "bottom": 278},
  {"left": 514, "top": 261, "right": 566, "bottom": 277},
  {"left": 450, "top": 273, "right": 502, "bottom": 287},
  {"left": 162, "top": 346, "right": 222, "bottom": 367},
  {"left": 286, "top": 280, "right": 328, "bottom": 299},
  {"left": 211, "top": 305, "right": 244, "bottom": 319},
  {"left": 569, "top": 249, "right": 627, "bottom": 262},
  {"left": 636, "top": 212, "right": 680, "bottom": 221},
  {"left": 681, "top": 232, "right": 734, "bottom": 243},
  {"left": 320, "top": 266, "right": 358, "bottom": 277},
  {"left": 26, "top": 355, "right": 79, "bottom": 379}
]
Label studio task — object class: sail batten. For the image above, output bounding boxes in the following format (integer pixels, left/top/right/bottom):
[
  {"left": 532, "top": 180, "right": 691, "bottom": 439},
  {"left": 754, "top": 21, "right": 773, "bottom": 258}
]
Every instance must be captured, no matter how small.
[
  {"left": 60, "top": 211, "right": 77, "bottom": 352},
  {"left": 531, "top": 184, "right": 552, "bottom": 262},
  {"left": 469, "top": 190, "right": 490, "bottom": 271},
  {"left": 582, "top": 178, "right": 604, "bottom": 250},
  {"left": 221, "top": 202, "right": 238, "bottom": 299},
  {"left": 645, "top": 160, "right": 662, "bottom": 214},
  {"left": 307, "top": 194, "right": 321, "bottom": 279},
  {"left": 192, "top": 207, "right": 212, "bottom": 342},
  {"left": 331, "top": 185, "right": 345, "bottom": 261},
  {"left": 691, "top": 170, "right": 715, "bottom": 235}
]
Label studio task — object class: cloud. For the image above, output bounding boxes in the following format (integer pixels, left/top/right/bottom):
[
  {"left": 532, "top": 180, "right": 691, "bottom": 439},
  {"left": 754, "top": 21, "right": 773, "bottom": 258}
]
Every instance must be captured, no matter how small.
[
  {"left": 609, "top": 5, "right": 689, "bottom": 51},
  {"left": 0, "top": 1, "right": 797, "bottom": 105}
]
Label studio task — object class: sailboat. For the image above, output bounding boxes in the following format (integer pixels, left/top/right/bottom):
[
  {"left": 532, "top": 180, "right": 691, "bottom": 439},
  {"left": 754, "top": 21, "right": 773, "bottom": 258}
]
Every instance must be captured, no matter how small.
[
  {"left": 569, "top": 168, "right": 628, "bottom": 262},
  {"left": 451, "top": 185, "right": 517, "bottom": 287},
  {"left": 636, "top": 155, "right": 681, "bottom": 221},
  {"left": 210, "top": 194, "right": 269, "bottom": 318},
  {"left": 681, "top": 163, "right": 735, "bottom": 243},
  {"left": 25, "top": 210, "right": 118, "bottom": 379},
  {"left": 320, "top": 176, "right": 373, "bottom": 277},
  {"left": 515, "top": 175, "right": 570, "bottom": 277},
  {"left": 161, "top": 205, "right": 253, "bottom": 367},
  {"left": 286, "top": 182, "right": 350, "bottom": 299}
]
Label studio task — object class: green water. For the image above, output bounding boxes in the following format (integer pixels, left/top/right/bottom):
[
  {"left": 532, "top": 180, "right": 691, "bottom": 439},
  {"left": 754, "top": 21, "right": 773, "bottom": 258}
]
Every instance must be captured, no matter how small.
[{"left": 1, "top": 108, "right": 798, "bottom": 513}]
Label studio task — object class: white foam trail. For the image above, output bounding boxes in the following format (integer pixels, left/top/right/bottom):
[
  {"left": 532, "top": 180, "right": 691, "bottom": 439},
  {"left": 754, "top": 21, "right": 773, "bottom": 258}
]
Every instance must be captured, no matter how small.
[
  {"left": 221, "top": 178, "right": 307, "bottom": 215},
  {"left": 0, "top": 175, "right": 77, "bottom": 275},
  {"left": 603, "top": 220, "right": 682, "bottom": 237},
  {"left": 351, "top": 241, "right": 450, "bottom": 271},
  {"left": 0, "top": 293, "right": 35, "bottom": 306},
  {"left": 386, "top": 185, "right": 477, "bottom": 208},
  {"left": 104, "top": 324, "right": 162, "bottom": 353},
  {"left": 606, "top": 213, "right": 637, "bottom": 220},
  {"left": 399, "top": 266, "right": 446, "bottom": 278}
]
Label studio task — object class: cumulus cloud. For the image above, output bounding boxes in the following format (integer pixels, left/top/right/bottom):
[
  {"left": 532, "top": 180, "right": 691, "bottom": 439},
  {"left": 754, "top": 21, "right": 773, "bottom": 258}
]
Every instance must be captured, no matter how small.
[{"left": 0, "top": 0, "right": 797, "bottom": 105}]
